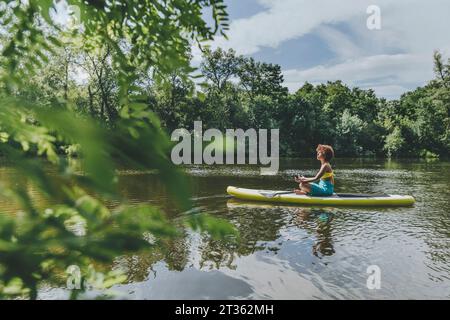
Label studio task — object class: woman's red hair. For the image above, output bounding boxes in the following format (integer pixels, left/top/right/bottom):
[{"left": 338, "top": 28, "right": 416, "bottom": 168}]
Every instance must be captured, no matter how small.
[{"left": 316, "top": 144, "right": 334, "bottom": 161}]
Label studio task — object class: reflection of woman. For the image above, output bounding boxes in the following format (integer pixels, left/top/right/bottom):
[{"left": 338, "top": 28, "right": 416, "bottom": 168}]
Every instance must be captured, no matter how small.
[{"left": 293, "top": 208, "right": 335, "bottom": 257}]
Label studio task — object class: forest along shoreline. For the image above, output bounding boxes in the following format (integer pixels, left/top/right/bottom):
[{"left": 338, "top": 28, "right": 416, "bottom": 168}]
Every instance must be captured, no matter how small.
[{"left": 23, "top": 45, "right": 450, "bottom": 160}]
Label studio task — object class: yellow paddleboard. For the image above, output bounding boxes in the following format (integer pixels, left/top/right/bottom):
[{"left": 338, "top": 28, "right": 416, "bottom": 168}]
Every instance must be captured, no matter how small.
[{"left": 227, "top": 186, "right": 415, "bottom": 207}]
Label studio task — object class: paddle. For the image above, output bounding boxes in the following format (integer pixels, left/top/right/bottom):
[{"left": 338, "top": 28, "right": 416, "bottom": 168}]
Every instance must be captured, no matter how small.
[
  {"left": 258, "top": 174, "right": 303, "bottom": 198},
  {"left": 258, "top": 190, "right": 294, "bottom": 198}
]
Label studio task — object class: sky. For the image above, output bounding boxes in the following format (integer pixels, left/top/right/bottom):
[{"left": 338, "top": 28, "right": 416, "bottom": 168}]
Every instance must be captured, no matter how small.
[{"left": 194, "top": 0, "right": 450, "bottom": 99}]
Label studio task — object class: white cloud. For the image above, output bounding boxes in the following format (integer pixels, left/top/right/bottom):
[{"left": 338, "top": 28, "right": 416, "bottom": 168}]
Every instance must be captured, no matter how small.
[
  {"left": 216, "top": 0, "right": 450, "bottom": 56},
  {"left": 316, "top": 25, "right": 363, "bottom": 60},
  {"left": 369, "top": 85, "right": 411, "bottom": 99},
  {"left": 194, "top": 0, "right": 450, "bottom": 98},
  {"left": 192, "top": 0, "right": 364, "bottom": 62},
  {"left": 212, "top": 0, "right": 365, "bottom": 55},
  {"left": 283, "top": 53, "right": 434, "bottom": 99}
]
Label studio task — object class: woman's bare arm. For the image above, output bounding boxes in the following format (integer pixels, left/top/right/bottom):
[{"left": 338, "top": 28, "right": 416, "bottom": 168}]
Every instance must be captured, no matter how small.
[{"left": 301, "top": 164, "right": 327, "bottom": 183}]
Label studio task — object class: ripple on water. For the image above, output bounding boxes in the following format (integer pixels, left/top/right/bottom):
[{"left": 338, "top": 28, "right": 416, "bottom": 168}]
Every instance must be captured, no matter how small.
[{"left": 3, "top": 159, "right": 448, "bottom": 299}]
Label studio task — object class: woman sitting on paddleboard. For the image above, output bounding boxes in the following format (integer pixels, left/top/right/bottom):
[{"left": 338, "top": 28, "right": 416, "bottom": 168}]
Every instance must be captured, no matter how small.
[{"left": 294, "top": 144, "right": 335, "bottom": 196}]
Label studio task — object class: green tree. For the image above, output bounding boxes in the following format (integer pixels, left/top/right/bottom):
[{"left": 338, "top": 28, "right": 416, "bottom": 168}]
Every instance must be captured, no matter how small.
[
  {"left": 152, "top": 70, "right": 195, "bottom": 132},
  {"left": 201, "top": 48, "right": 240, "bottom": 93},
  {"left": 237, "top": 57, "right": 288, "bottom": 101},
  {"left": 80, "top": 44, "right": 119, "bottom": 124},
  {"left": 336, "top": 109, "right": 366, "bottom": 156},
  {"left": 384, "top": 126, "right": 405, "bottom": 157}
]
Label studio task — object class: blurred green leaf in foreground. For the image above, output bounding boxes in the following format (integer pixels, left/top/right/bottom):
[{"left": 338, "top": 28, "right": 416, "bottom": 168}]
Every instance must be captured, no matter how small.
[{"left": 0, "top": 0, "right": 235, "bottom": 299}]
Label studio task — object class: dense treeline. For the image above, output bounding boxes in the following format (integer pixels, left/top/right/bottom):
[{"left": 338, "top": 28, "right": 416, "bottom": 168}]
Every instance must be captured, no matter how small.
[{"left": 12, "top": 43, "right": 450, "bottom": 158}]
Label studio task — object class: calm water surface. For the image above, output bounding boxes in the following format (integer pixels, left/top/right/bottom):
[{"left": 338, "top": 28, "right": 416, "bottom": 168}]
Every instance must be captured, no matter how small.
[{"left": 1, "top": 158, "right": 449, "bottom": 299}]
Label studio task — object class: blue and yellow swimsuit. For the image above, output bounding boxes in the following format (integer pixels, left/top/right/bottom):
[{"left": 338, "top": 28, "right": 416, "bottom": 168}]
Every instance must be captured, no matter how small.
[{"left": 309, "top": 171, "right": 334, "bottom": 196}]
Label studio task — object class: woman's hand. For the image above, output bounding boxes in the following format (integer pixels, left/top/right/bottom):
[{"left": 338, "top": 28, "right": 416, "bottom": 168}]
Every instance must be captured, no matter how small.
[
  {"left": 299, "top": 176, "right": 309, "bottom": 183},
  {"left": 295, "top": 175, "right": 309, "bottom": 183}
]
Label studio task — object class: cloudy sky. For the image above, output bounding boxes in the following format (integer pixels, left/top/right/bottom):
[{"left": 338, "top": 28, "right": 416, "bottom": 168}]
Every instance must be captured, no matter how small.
[{"left": 196, "top": 0, "right": 450, "bottom": 99}]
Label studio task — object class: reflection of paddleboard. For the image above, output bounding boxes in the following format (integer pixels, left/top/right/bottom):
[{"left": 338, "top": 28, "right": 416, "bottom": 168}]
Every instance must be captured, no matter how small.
[
  {"left": 226, "top": 198, "right": 297, "bottom": 209},
  {"left": 227, "top": 186, "right": 415, "bottom": 207},
  {"left": 226, "top": 199, "right": 336, "bottom": 214}
]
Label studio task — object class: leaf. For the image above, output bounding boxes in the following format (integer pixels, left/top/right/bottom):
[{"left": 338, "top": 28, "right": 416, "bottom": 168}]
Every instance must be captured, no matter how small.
[
  {"left": 36, "top": 0, "right": 55, "bottom": 25},
  {"left": 197, "top": 91, "right": 206, "bottom": 102},
  {"left": 185, "top": 213, "right": 238, "bottom": 240}
]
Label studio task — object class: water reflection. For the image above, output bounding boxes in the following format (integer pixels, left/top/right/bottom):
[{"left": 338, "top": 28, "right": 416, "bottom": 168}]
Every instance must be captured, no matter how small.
[
  {"left": 291, "top": 208, "right": 335, "bottom": 257},
  {"left": 225, "top": 200, "right": 336, "bottom": 258},
  {"left": 1, "top": 157, "right": 450, "bottom": 299},
  {"left": 114, "top": 201, "right": 339, "bottom": 289}
]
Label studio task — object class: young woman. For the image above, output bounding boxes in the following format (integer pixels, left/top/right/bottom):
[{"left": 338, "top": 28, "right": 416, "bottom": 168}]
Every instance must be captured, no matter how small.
[{"left": 294, "top": 144, "right": 335, "bottom": 196}]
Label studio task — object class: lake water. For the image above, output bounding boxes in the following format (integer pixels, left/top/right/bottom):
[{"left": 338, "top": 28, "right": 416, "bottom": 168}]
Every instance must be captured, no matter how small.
[{"left": 1, "top": 158, "right": 450, "bottom": 299}]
